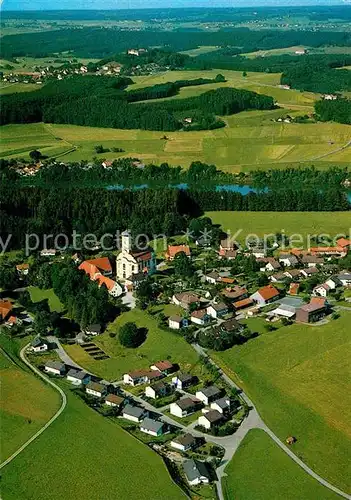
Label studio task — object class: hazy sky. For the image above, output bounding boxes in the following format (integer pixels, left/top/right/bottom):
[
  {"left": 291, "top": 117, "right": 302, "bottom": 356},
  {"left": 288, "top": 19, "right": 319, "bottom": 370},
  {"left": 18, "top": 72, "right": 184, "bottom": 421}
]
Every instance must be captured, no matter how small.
[{"left": 2, "top": 0, "right": 346, "bottom": 10}]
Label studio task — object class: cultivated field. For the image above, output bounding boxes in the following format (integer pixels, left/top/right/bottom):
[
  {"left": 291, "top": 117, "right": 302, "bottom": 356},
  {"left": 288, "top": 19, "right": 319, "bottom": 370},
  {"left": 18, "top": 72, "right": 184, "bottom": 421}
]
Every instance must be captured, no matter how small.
[
  {"left": 222, "top": 429, "right": 340, "bottom": 500},
  {"left": 64, "top": 309, "right": 199, "bottom": 380},
  {"left": 213, "top": 311, "right": 351, "bottom": 492},
  {"left": 1, "top": 388, "right": 185, "bottom": 500},
  {"left": 0, "top": 346, "right": 60, "bottom": 462},
  {"left": 206, "top": 211, "right": 351, "bottom": 247}
]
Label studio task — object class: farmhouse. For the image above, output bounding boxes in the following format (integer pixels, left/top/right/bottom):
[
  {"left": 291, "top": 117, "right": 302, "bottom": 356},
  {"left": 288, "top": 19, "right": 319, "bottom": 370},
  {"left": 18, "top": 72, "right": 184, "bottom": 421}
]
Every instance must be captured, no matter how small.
[
  {"left": 310, "top": 246, "right": 346, "bottom": 258},
  {"left": 191, "top": 309, "right": 210, "bottom": 325},
  {"left": 172, "top": 373, "right": 195, "bottom": 390},
  {"left": 123, "top": 404, "right": 146, "bottom": 422},
  {"left": 140, "top": 418, "right": 164, "bottom": 437},
  {"left": 170, "top": 433, "right": 196, "bottom": 452},
  {"left": 251, "top": 285, "right": 279, "bottom": 306},
  {"left": 198, "top": 409, "right": 223, "bottom": 430},
  {"left": 145, "top": 381, "right": 168, "bottom": 399},
  {"left": 196, "top": 386, "right": 221, "bottom": 405},
  {"left": 150, "top": 360, "right": 174, "bottom": 374},
  {"left": 207, "top": 302, "right": 228, "bottom": 319},
  {"left": 183, "top": 459, "right": 210, "bottom": 486},
  {"left": 86, "top": 382, "right": 107, "bottom": 398},
  {"left": 219, "top": 237, "right": 237, "bottom": 258},
  {"left": 170, "top": 397, "right": 202, "bottom": 418},
  {"left": 66, "top": 369, "right": 91, "bottom": 385},
  {"left": 44, "top": 361, "right": 66, "bottom": 376},
  {"left": 165, "top": 244, "right": 191, "bottom": 261},
  {"left": 172, "top": 292, "right": 200, "bottom": 309},
  {"left": 116, "top": 230, "right": 156, "bottom": 281},
  {"left": 0, "top": 300, "right": 13, "bottom": 321},
  {"left": 105, "top": 394, "right": 124, "bottom": 407},
  {"left": 296, "top": 298, "right": 327, "bottom": 323}
]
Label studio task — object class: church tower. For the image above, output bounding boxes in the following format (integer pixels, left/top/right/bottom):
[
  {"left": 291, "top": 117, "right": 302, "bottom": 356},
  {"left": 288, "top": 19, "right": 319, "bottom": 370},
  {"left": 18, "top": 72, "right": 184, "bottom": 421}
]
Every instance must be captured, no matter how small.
[{"left": 121, "top": 230, "right": 132, "bottom": 253}]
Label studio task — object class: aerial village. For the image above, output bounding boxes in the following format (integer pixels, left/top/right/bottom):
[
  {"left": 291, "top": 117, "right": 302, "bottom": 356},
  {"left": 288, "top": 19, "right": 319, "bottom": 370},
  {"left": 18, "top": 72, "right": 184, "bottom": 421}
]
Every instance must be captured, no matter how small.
[{"left": 1, "top": 228, "right": 350, "bottom": 493}]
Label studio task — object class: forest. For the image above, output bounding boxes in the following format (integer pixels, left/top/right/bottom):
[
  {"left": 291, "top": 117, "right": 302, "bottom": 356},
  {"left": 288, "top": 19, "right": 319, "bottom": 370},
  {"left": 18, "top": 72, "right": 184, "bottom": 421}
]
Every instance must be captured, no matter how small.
[
  {"left": 314, "top": 98, "right": 351, "bottom": 125},
  {"left": 0, "top": 76, "right": 274, "bottom": 131}
]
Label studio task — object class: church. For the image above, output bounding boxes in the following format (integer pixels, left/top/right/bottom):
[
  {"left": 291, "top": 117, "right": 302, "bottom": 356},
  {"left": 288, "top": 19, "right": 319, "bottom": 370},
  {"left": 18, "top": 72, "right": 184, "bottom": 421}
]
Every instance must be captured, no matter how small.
[{"left": 116, "top": 230, "right": 156, "bottom": 281}]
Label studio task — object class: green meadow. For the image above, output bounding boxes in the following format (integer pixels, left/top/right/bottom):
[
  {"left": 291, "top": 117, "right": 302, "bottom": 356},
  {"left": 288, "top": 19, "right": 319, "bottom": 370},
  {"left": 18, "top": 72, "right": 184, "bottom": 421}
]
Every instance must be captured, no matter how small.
[
  {"left": 206, "top": 211, "right": 351, "bottom": 246},
  {"left": 28, "top": 286, "right": 64, "bottom": 313},
  {"left": 222, "top": 429, "right": 340, "bottom": 500},
  {"left": 213, "top": 311, "right": 351, "bottom": 492},
  {"left": 1, "top": 69, "right": 350, "bottom": 172},
  {"left": 64, "top": 308, "right": 199, "bottom": 380},
  {"left": 1, "top": 389, "right": 185, "bottom": 500}
]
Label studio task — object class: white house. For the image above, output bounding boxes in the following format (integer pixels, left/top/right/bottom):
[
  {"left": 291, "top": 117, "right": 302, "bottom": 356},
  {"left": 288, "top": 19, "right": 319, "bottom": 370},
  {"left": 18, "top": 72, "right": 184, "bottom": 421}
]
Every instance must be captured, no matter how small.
[
  {"left": 195, "top": 386, "right": 221, "bottom": 405},
  {"left": 85, "top": 324, "right": 102, "bottom": 336},
  {"left": 265, "top": 258, "right": 281, "bottom": 272},
  {"left": 170, "top": 398, "right": 201, "bottom": 418},
  {"left": 204, "top": 271, "right": 219, "bottom": 284},
  {"left": 171, "top": 373, "right": 194, "bottom": 390},
  {"left": 300, "top": 267, "right": 319, "bottom": 278},
  {"left": 210, "top": 397, "right": 231, "bottom": 414},
  {"left": 116, "top": 230, "right": 156, "bottom": 281},
  {"left": 105, "top": 394, "right": 124, "bottom": 407},
  {"left": 150, "top": 360, "right": 174, "bottom": 374},
  {"left": 279, "top": 254, "right": 299, "bottom": 267},
  {"left": 183, "top": 459, "right": 210, "bottom": 486},
  {"left": 86, "top": 381, "right": 107, "bottom": 398},
  {"left": 145, "top": 381, "right": 167, "bottom": 399},
  {"left": 66, "top": 369, "right": 91, "bottom": 385},
  {"left": 207, "top": 302, "right": 228, "bottom": 319},
  {"left": 168, "top": 315, "right": 185, "bottom": 329},
  {"left": 140, "top": 418, "right": 164, "bottom": 437},
  {"left": 338, "top": 273, "right": 351, "bottom": 287},
  {"left": 123, "top": 370, "right": 148, "bottom": 386},
  {"left": 313, "top": 283, "right": 330, "bottom": 297},
  {"left": 44, "top": 361, "right": 66, "bottom": 376},
  {"left": 170, "top": 433, "right": 196, "bottom": 452},
  {"left": 30, "top": 337, "right": 49, "bottom": 353},
  {"left": 198, "top": 409, "right": 223, "bottom": 430},
  {"left": 122, "top": 404, "right": 146, "bottom": 422},
  {"left": 250, "top": 285, "right": 280, "bottom": 306},
  {"left": 190, "top": 309, "right": 210, "bottom": 325},
  {"left": 325, "top": 277, "right": 342, "bottom": 290}
]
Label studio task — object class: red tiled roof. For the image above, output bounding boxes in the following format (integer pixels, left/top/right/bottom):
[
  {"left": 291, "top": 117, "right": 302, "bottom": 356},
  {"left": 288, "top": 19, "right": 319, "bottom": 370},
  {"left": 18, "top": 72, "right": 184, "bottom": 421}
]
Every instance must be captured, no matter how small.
[
  {"left": 153, "top": 360, "right": 173, "bottom": 371},
  {"left": 233, "top": 298, "right": 254, "bottom": 309},
  {"left": 0, "top": 300, "right": 13, "bottom": 320},
  {"left": 166, "top": 245, "right": 191, "bottom": 259},
  {"left": 310, "top": 247, "right": 344, "bottom": 254},
  {"left": 191, "top": 309, "right": 208, "bottom": 319},
  {"left": 336, "top": 238, "right": 351, "bottom": 248},
  {"left": 218, "top": 277, "right": 235, "bottom": 284},
  {"left": 16, "top": 263, "right": 29, "bottom": 271},
  {"left": 131, "top": 250, "right": 152, "bottom": 262},
  {"left": 85, "top": 257, "right": 112, "bottom": 273},
  {"left": 96, "top": 275, "right": 117, "bottom": 291},
  {"left": 257, "top": 285, "right": 279, "bottom": 300}
]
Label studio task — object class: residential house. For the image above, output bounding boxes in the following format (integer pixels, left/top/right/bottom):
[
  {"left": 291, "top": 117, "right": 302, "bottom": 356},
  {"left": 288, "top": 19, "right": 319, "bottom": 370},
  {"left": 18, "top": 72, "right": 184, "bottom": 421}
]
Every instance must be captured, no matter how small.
[
  {"left": 123, "top": 370, "right": 148, "bottom": 386},
  {"left": 16, "top": 263, "right": 29, "bottom": 275},
  {"left": 310, "top": 247, "right": 346, "bottom": 258},
  {"left": 79, "top": 258, "right": 113, "bottom": 278},
  {"left": 219, "top": 317, "right": 243, "bottom": 334},
  {"left": 338, "top": 272, "right": 351, "bottom": 287},
  {"left": 171, "top": 373, "right": 195, "bottom": 390},
  {"left": 170, "top": 433, "right": 196, "bottom": 452},
  {"left": 30, "top": 336, "right": 49, "bottom": 353},
  {"left": 288, "top": 283, "right": 300, "bottom": 296},
  {"left": 145, "top": 381, "right": 168, "bottom": 399},
  {"left": 150, "top": 360, "right": 174, "bottom": 374},
  {"left": 183, "top": 459, "right": 210, "bottom": 486},
  {"left": 0, "top": 300, "right": 13, "bottom": 321},
  {"left": 284, "top": 269, "right": 301, "bottom": 280},
  {"left": 279, "top": 254, "right": 299, "bottom": 267},
  {"left": 66, "top": 369, "right": 91, "bottom": 385},
  {"left": 222, "top": 286, "right": 248, "bottom": 302},
  {"left": 210, "top": 397, "right": 231, "bottom": 414},
  {"left": 105, "top": 394, "right": 124, "bottom": 408},
  {"left": 325, "top": 276, "right": 342, "bottom": 290},
  {"left": 170, "top": 397, "right": 202, "bottom": 418},
  {"left": 145, "top": 370, "right": 164, "bottom": 384},
  {"left": 270, "top": 272, "right": 287, "bottom": 283},
  {"left": 85, "top": 324, "right": 102, "bottom": 336},
  {"left": 204, "top": 271, "right": 220, "bottom": 284},
  {"left": 165, "top": 244, "right": 191, "bottom": 261},
  {"left": 195, "top": 386, "right": 221, "bottom": 405},
  {"left": 301, "top": 255, "right": 324, "bottom": 268},
  {"left": 296, "top": 298, "right": 327, "bottom": 323},
  {"left": 218, "top": 276, "right": 236, "bottom": 285},
  {"left": 300, "top": 267, "right": 319, "bottom": 278},
  {"left": 172, "top": 292, "right": 200, "bottom": 309},
  {"left": 251, "top": 285, "right": 280, "bottom": 306},
  {"left": 5, "top": 316, "right": 22, "bottom": 327},
  {"left": 86, "top": 382, "right": 107, "bottom": 398},
  {"left": 140, "top": 418, "right": 164, "bottom": 437},
  {"left": 124, "top": 272, "right": 147, "bottom": 291},
  {"left": 191, "top": 309, "right": 210, "bottom": 325},
  {"left": 336, "top": 238, "right": 351, "bottom": 251},
  {"left": 313, "top": 283, "right": 331, "bottom": 297},
  {"left": 44, "top": 361, "right": 66, "bottom": 376},
  {"left": 219, "top": 238, "right": 237, "bottom": 259},
  {"left": 233, "top": 297, "right": 254, "bottom": 311},
  {"left": 168, "top": 315, "right": 187, "bottom": 329},
  {"left": 198, "top": 409, "right": 223, "bottom": 430},
  {"left": 264, "top": 258, "right": 281, "bottom": 273},
  {"left": 250, "top": 247, "right": 266, "bottom": 258},
  {"left": 122, "top": 404, "right": 146, "bottom": 423},
  {"left": 95, "top": 275, "right": 123, "bottom": 297},
  {"left": 116, "top": 230, "right": 156, "bottom": 280},
  {"left": 207, "top": 302, "right": 229, "bottom": 319}
]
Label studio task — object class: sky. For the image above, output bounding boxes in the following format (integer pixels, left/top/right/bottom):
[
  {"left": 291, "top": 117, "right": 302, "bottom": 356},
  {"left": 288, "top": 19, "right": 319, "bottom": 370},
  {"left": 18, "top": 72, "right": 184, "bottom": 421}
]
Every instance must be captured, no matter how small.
[{"left": 1, "top": 0, "right": 347, "bottom": 10}]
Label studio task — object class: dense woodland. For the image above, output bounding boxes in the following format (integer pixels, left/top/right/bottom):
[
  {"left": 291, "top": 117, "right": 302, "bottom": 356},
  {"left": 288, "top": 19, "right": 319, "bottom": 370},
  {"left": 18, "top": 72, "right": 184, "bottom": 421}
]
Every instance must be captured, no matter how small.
[
  {"left": 0, "top": 76, "right": 274, "bottom": 131},
  {"left": 314, "top": 98, "right": 351, "bottom": 125}
]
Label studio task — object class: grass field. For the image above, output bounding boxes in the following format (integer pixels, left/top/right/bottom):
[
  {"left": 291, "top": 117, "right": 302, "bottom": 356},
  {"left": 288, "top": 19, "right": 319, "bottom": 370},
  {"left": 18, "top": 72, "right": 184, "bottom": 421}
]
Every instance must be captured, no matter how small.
[
  {"left": 0, "top": 82, "right": 39, "bottom": 94},
  {"left": 212, "top": 311, "right": 351, "bottom": 492},
  {"left": 206, "top": 211, "right": 351, "bottom": 247},
  {"left": 0, "top": 348, "right": 60, "bottom": 462},
  {"left": 64, "top": 308, "right": 199, "bottom": 380},
  {"left": 1, "top": 388, "right": 185, "bottom": 500},
  {"left": 222, "top": 429, "right": 340, "bottom": 500},
  {"left": 28, "top": 286, "right": 64, "bottom": 313}
]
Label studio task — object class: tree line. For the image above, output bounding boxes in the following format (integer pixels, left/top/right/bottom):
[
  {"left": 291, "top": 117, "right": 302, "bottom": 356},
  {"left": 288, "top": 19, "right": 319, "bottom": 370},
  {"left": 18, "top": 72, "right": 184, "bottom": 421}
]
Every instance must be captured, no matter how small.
[{"left": 314, "top": 98, "right": 351, "bottom": 125}]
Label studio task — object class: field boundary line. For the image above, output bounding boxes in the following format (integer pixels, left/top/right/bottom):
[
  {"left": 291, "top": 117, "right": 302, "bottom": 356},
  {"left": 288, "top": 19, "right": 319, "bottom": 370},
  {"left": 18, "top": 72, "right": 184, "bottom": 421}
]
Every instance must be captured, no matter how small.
[{"left": 0, "top": 344, "right": 67, "bottom": 470}]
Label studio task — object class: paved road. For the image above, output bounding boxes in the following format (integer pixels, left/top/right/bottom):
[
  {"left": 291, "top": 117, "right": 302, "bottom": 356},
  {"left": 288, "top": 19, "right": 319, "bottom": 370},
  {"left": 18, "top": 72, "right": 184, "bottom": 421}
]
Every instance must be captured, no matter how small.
[
  {"left": 0, "top": 344, "right": 67, "bottom": 470},
  {"left": 47, "top": 335, "right": 87, "bottom": 371}
]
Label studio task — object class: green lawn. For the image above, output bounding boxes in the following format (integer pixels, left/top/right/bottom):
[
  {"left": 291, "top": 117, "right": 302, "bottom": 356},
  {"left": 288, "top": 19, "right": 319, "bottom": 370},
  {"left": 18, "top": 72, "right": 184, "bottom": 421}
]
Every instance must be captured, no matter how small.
[
  {"left": 206, "top": 211, "right": 351, "bottom": 247},
  {"left": 1, "top": 389, "right": 185, "bottom": 500},
  {"left": 212, "top": 311, "right": 351, "bottom": 492},
  {"left": 222, "top": 429, "right": 340, "bottom": 500},
  {"left": 64, "top": 308, "right": 199, "bottom": 380},
  {"left": 0, "top": 82, "right": 39, "bottom": 94},
  {"left": 0, "top": 349, "right": 61, "bottom": 462},
  {"left": 28, "top": 286, "right": 64, "bottom": 313},
  {"left": 1, "top": 68, "right": 350, "bottom": 172}
]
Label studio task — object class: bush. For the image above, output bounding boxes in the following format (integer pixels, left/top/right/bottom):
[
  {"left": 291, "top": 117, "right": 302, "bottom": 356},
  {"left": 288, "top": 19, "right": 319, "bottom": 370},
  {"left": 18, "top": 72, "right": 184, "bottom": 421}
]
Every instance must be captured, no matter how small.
[{"left": 119, "top": 322, "right": 147, "bottom": 348}]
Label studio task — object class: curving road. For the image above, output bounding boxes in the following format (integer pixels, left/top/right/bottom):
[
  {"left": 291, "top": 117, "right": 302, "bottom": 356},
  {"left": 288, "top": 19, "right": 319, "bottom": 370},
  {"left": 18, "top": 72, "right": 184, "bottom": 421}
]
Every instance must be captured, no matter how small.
[{"left": 0, "top": 344, "right": 67, "bottom": 470}]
